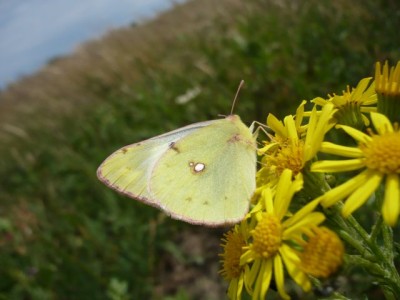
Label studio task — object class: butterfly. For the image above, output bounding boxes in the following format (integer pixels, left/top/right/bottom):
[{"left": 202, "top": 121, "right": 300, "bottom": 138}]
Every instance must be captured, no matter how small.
[{"left": 97, "top": 83, "right": 257, "bottom": 226}]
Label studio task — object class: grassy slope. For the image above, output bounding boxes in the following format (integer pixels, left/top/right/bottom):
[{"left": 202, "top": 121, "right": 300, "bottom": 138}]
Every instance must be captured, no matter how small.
[{"left": 0, "top": 0, "right": 399, "bottom": 299}]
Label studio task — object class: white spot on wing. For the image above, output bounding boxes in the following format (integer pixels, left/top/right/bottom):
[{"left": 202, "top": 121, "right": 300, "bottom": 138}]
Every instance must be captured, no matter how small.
[
  {"left": 189, "top": 161, "right": 206, "bottom": 173},
  {"left": 194, "top": 163, "right": 205, "bottom": 172}
]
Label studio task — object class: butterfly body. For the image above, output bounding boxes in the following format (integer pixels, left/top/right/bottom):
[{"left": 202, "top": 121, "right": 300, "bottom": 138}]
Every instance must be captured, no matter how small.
[{"left": 97, "top": 114, "right": 256, "bottom": 226}]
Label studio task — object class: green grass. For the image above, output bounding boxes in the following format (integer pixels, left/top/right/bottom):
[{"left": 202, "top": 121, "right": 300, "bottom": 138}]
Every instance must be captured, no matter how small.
[{"left": 0, "top": 0, "right": 400, "bottom": 299}]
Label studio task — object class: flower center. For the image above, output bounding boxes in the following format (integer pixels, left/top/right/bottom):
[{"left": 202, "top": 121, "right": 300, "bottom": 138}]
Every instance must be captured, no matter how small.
[
  {"left": 252, "top": 213, "right": 282, "bottom": 258},
  {"left": 300, "top": 227, "right": 344, "bottom": 278},
  {"left": 220, "top": 229, "right": 246, "bottom": 280},
  {"left": 360, "top": 131, "right": 400, "bottom": 174},
  {"left": 266, "top": 139, "right": 305, "bottom": 176}
]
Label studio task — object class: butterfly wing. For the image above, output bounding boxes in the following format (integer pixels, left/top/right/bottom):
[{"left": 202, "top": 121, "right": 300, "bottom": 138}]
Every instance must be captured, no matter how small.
[
  {"left": 97, "top": 120, "right": 216, "bottom": 207},
  {"left": 150, "top": 115, "right": 256, "bottom": 226}
]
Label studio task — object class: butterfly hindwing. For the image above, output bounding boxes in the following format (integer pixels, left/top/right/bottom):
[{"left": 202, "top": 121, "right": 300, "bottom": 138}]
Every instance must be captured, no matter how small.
[{"left": 97, "top": 120, "right": 215, "bottom": 207}]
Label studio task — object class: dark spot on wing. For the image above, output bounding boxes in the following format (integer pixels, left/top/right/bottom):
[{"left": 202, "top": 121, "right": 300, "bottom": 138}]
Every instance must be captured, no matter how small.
[
  {"left": 122, "top": 148, "right": 128, "bottom": 154},
  {"left": 169, "top": 142, "right": 180, "bottom": 153},
  {"left": 185, "top": 197, "right": 192, "bottom": 202},
  {"left": 203, "top": 201, "right": 209, "bottom": 206},
  {"left": 228, "top": 134, "right": 241, "bottom": 143},
  {"left": 228, "top": 133, "right": 256, "bottom": 147}
]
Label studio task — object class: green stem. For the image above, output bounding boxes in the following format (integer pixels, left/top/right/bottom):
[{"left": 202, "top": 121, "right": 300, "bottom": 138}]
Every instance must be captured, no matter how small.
[
  {"left": 346, "top": 214, "right": 380, "bottom": 254},
  {"left": 347, "top": 216, "right": 400, "bottom": 297},
  {"left": 338, "top": 231, "right": 374, "bottom": 261},
  {"left": 381, "top": 221, "right": 394, "bottom": 260},
  {"left": 345, "top": 255, "right": 385, "bottom": 277},
  {"left": 370, "top": 214, "right": 383, "bottom": 242}
]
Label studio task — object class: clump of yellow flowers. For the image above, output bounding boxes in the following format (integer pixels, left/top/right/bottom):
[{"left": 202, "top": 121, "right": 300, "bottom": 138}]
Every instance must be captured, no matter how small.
[{"left": 220, "top": 61, "right": 400, "bottom": 299}]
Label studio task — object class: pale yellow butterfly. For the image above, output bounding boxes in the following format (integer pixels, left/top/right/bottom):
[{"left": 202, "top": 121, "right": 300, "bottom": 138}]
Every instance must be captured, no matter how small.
[{"left": 97, "top": 84, "right": 257, "bottom": 226}]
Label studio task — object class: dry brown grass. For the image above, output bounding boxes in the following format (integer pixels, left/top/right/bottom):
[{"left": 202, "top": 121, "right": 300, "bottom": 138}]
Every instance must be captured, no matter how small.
[{"left": 0, "top": 0, "right": 250, "bottom": 133}]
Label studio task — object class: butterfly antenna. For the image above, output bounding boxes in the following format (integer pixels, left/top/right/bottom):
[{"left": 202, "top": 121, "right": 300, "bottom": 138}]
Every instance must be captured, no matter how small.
[{"left": 230, "top": 80, "right": 245, "bottom": 115}]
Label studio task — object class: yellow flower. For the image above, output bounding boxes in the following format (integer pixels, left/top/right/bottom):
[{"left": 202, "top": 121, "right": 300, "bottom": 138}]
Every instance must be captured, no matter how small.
[
  {"left": 241, "top": 169, "right": 325, "bottom": 299},
  {"left": 375, "top": 61, "right": 400, "bottom": 96},
  {"left": 375, "top": 61, "right": 400, "bottom": 123},
  {"left": 220, "top": 223, "right": 250, "bottom": 300},
  {"left": 299, "top": 226, "right": 344, "bottom": 278},
  {"left": 263, "top": 100, "right": 308, "bottom": 141},
  {"left": 312, "top": 77, "right": 377, "bottom": 128},
  {"left": 311, "top": 112, "right": 400, "bottom": 226},
  {"left": 257, "top": 103, "right": 335, "bottom": 190}
]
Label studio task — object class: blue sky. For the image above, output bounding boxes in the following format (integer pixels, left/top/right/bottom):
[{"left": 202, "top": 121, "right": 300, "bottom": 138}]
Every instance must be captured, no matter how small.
[{"left": 0, "top": 0, "right": 183, "bottom": 89}]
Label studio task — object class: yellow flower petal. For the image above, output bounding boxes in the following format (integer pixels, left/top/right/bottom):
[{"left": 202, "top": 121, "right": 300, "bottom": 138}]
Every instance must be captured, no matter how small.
[
  {"left": 274, "top": 169, "right": 294, "bottom": 220},
  {"left": 311, "top": 158, "right": 365, "bottom": 172},
  {"left": 342, "top": 172, "right": 383, "bottom": 217},
  {"left": 311, "top": 97, "right": 329, "bottom": 106},
  {"left": 320, "top": 141, "right": 364, "bottom": 158},
  {"left": 375, "top": 61, "right": 400, "bottom": 95},
  {"left": 359, "top": 79, "right": 377, "bottom": 105},
  {"left": 304, "top": 103, "right": 335, "bottom": 161},
  {"left": 283, "top": 198, "right": 321, "bottom": 229},
  {"left": 320, "top": 170, "right": 372, "bottom": 207},
  {"left": 240, "top": 249, "right": 256, "bottom": 265},
  {"left": 336, "top": 124, "right": 372, "bottom": 143},
  {"left": 244, "top": 258, "right": 260, "bottom": 294},
  {"left": 360, "top": 106, "right": 378, "bottom": 113},
  {"left": 252, "top": 260, "right": 272, "bottom": 300},
  {"left": 275, "top": 174, "right": 303, "bottom": 220},
  {"left": 284, "top": 115, "right": 298, "bottom": 142},
  {"left": 236, "top": 274, "right": 244, "bottom": 300},
  {"left": 274, "top": 255, "right": 290, "bottom": 300},
  {"left": 280, "top": 244, "right": 311, "bottom": 291},
  {"left": 295, "top": 100, "right": 307, "bottom": 130},
  {"left": 267, "top": 114, "right": 286, "bottom": 137},
  {"left": 283, "top": 212, "right": 325, "bottom": 238},
  {"left": 227, "top": 277, "right": 239, "bottom": 300},
  {"left": 361, "top": 113, "right": 371, "bottom": 126},
  {"left": 382, "top": 174, "right": 400, "bottom": 226},
  {"left": 370, "top": 112, "right": 394, "bottom": 135},
  {"left": 353, "top": 77, "right": 373, "bottom": 101}
]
